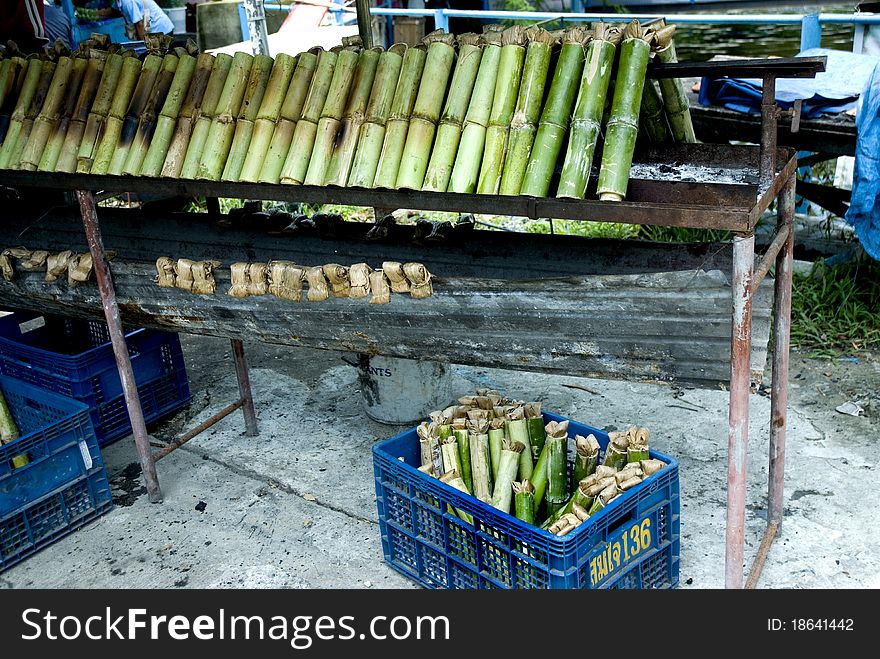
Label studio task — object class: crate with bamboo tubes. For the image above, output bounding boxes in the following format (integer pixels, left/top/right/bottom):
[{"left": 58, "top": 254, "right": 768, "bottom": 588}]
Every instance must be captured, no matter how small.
[{"left": 373, "top": 388, "right": 680, "bottom": 589}]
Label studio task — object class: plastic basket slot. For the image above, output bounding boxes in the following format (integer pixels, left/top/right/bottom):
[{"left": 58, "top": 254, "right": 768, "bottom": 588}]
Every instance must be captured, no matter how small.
[
  {"left": 0, "top": 511, "right": 30, "bottom": 559},
  {"left": 381, "top": 471, "right": 410, "bottom": 495},
  {"left": 476, "top": 518, "right": 507, "bottom": 546},
  {"left": 388, "top": 526, "right": 419, "bottom": 572},
  {"left": 414, "top": 504, "right": 444, "bottom": 547},
  {"left": 382, "top": 485, "right": 414, "bottom": 532},
  {"left": 512, "top": 553, "right": 549, "bottom": 589},
  {"left": 27, "top": 493, "right": 66, "bottom": 542},
  {"left": 413, "top": 488, "right": 440, "bottom": 511},
  {"left": 445, "top": 518, "right": 477, "bottom": 566},
  {"left": 511, "top": 538, "right": 548, "bottom": 566},
  {"left": 63, "top": 479, "right": 94, "bottom": 521},
  {"left": 477, "top": 535, "right": 512, "bottom": 587},
  {"left": 419, "top": 544, "right": 447, "bottom": 588},
  {"left": 448, "top": 561, "right": 478, "bottom": 589}
]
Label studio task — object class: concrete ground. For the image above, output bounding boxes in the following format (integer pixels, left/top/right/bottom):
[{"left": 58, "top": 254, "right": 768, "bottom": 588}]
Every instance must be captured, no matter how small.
[{"left": 2, "top": 335, "right": 878, "bottom": 589}]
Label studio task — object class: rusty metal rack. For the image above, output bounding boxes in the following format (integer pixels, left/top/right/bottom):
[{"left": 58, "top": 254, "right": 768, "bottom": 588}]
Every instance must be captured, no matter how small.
[{"left": 0, "top": 44, "right": 825, "bottom": 589}]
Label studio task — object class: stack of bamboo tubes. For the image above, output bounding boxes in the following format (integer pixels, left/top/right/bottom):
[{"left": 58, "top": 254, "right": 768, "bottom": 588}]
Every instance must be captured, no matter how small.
[{"left": 0, "top": 21, "right": 694, "bottom": 201}]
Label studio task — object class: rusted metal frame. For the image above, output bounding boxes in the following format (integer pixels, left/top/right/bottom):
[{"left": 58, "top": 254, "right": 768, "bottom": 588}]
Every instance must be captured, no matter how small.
[
  {"left": 751, "top": 224, "right": 792, "bottom": 293},
  {"left": 725, "top": 232, "right": 755, "bottom": 589},
  {"left": 744, "top": 521, "right": 780, "bottom": 590},
  {"left": 760, "top": 74, "right": 779, "bottom": 190},
  {"left": 648, "top": 56, "right": 826, "bottom": 80},
  {"left": 153, "top": 399, "right": 245, "bottom": 461},
  {"left": 232, "top": 338, "right": 258, "bottom": 436},
  {"left": 749, "top": 149, "right": 798, "bottom": 229},
  {"left": 76, "top": 190, "right": 163, "bottom": 503}
]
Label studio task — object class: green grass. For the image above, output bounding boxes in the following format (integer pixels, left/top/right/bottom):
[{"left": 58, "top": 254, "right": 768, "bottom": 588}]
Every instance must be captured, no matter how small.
[{"left": 791, "top": 257, "right": 880, "bottom": 356}]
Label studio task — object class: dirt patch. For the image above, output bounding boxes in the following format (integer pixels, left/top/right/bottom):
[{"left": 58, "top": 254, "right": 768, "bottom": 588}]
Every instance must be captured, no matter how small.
[{"left": 110, "top": 462, "right": 147, "bottom": 507}]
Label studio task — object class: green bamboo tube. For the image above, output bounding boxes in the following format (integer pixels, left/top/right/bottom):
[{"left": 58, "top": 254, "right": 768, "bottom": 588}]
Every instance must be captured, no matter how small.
[
  {"left": 491, "top": 439, "right": 525, "bottom": 514},
  {"left": 37, "top": 55, "right": 88, "bottom": 171},
  {"left": 543, "top": 480, "right": 593, "bottom": 529},
  {"left": 654, "top": 25, "right": 696, "bottom": 143},
  {"left": 346, "top": 43, "right": 406, "bottom": 187},
  {"left": 55, "top": 53, "right": 106, "bottom": 172},
  {"left": 467, "top": 417, "right": 492, "bottom": 504},
  {"left": 498, "top": 27, "right": 555, "bottom": 195},
  {"left": 627, "top": 427, "right": 650, "bottom": 463},
  {"left": 0, "top": 59, "right": 12, "bottom": 114},
  {"left": 602, "top": 433, "right": 629, "bottom": 470},
  {"left": 597, "top": 21, "right": 654, "bottom": 201},
  {"left": 573, "top": 433, "right": 600, "bottom": 486},
  {"left": 395, "top": 31, "right": 457, "bottom": 190},
  {"left": 301, "top": 47, "right": 359, "bottom": 186},
  {"left": 104, "top": 53, "right": 162, "bottom": 175},
  {"left": 545, "top": 432, "right": 568, "bottom": 516},
  {"left": 452, "top": 427, "right": 473, "bottom": 493},
  {"left": 0, "top": 58, "right": 24, "bottom": 146},
  {"left": 372, "top": 44, "right": 426, "bottom": 188},
  {"left": 556, "top": 25, "right": 621, "bottom": 199},
  {"left": 19, "top": 56, "right": 75, "bottom": 170},
  {"left": 520, "top": 27, "right": 589, "bottom": 197},
  {"left": 438, "top": 471, "right": 474, "bottom": 525},
  {"left": 0, "top": 388, "right": 28, "bottom": 469},
  {"left": 446, "top": 31, "right": 501, "bottom": 193},
  {"left": 513, "top": 480, "right": 535, "bottom": 525},
  {"left": 8, "top": 60, "right": 58, "bottom": 170},
  {"left": 523, "top": 402, "right": 545, "bottom": 461},
  {"left": 195, "top": 51, "right": 254, "bottom": 181},
  {"left": 123, "top": 53, "right": 182, "bottom": 176},
  {"left": 476, "top": 26, "right": 526, "bottom": 195},
  {"left": 278, "top": 48, "right": 339, "bottom": 185},
  {"left": 640, "top": 78, "right": 670, "bottom": 143},
  {"left": 488, "top": 423, "right": 504, "bottom": 482},
  {"left": 171, "top": 53, "right": 229, "bottom": 179},
  {"left": 138, "top": 52, "right": 197, "bottom": 176},
  {"left": 421, "top": 33, "right": 482, "bottom": 192},
  {"left": 505, "top": 408, "right": 533, "bottom": 480},
  {"left": 324, "top": 47, "right": 382, "bottom": 187},
  {"left": 237, "top": 52, "right": 297, "bottom": 182},
  {"left": 220, "top": 53, "right": 273, "bottom": 181},
  {"left": 0, "top": 58, "right": 47, "bottom": 169},
  {"left": 76, "top": 52, "right": 125, "bottom": 173}
]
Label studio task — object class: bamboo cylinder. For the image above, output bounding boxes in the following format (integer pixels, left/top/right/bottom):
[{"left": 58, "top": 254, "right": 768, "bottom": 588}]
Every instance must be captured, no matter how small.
[
  {"left": 220, "top": 53, "right": 274, "bottom": 181},
  {"left": 195, "top": 51, "right": 254, "bottom": 181},
  {"left": 640, "top": 78, "right": 671, "bottom": 143},
  {"left": 421, "top": 34, "right": 482, "bottom": 192},
  {"left": 0, "top": 58, "right": 43, "bottom": 169},
  {"left": 498, "top": 27, "right": 555, "bottom": 196},
  {"left": 467, "top": 417, "right": 492, "bottom": 504},
  {"left": 19, "top": 56, "right": 75, "bottom": 170},
  {"left": 452, "top": 427, "right": 473, "bottom": 493},
  {"left": 513, "top": 480, "right": 535, "bottom": 525},
  {"left": 324, "top": 47, "right": 382, "bottom": 187},
  {"left": 347, "top": 43, "right": 406, "bottom": 187},
  {"left": 179, "top": 53, "right": 235, "bottom": 179},
  {"left": 476, "top": 26, "right": 527, "bottom": 195},
  {"left": 55, "top": 53, "right": 106, "bottom": 173},
  {"left": 76, "top": 52, "right": 124, "bottom": 173},
  {"left": 0, "top": 388, "right": 19, "bottom": 443},
  {"left": 0, "top": 58, "right": 23, "bottom": 147},
  {"left": 37, "top": 55, "right": 88, "bottom": 171},
  {"left": 4, "top": 59, "right": 57, "bottom": 170},
  {"left": 655, "top": 25, "right": 696, "bottom": 143},
  {"left": 523, "top": 402, "right": 545, "bottom": 461},
  {"left": 302, "top": 48, "right": 359, "bottom": 186},
  {"left": 597, "top": 21, "right": 654, "bottom": 201},
  {"left": 520, "top": 27, "right": 589, "bottom": 198},
  {"left": 545, "top": 432, "right": 568, "bottom": 516},
  {"left": 395, "top": 31, "right": 457, "bottom": 190},
  {"left": 488, "top": 424, "right": 504, "bottom": 482},
  {"left": 491, "top": 439, "right": 525, "bottom": 514},
  {"left": 372, "top": 44, "right": 427, "bottom": 188},
  {"left": 237, "top": 52, "right": 297, "bottom": 182},
  {"left": 447, "top": 31, "right": 501, "bottom": 193},
  {"left": 278, "top": 48, "right": 338, "bottom": 185},
  {"left": 556, "top": 25, "right": 621, "bottom": 199}
]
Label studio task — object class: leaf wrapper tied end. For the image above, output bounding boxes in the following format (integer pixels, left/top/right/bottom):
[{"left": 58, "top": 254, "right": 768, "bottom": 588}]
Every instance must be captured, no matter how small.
[
  {"left": 268, "top": 261, "right": 304, "bottom": 302},
  {"left": 0, "top": 252, "right": 13, "bottom": 282},
  {"left": 323, "top": 263, "right": 350, "bottom": 297},
  {"left": 305, "top": 266, "right": 330, "bottom": 302},
  {"left": 228, "top": 262, "right": 269, "bottom": 297},
  {"left": 369, "top": 271, "right": 391, "bottom": 305},
  {"left": 382, "top": 261, "right": 410, "bottom": 293},
  {"left": 348, "top": 263, "right": 372, "bottom": 299},
  {"left": 45, "top": 250, "right": 75, "bottom": 282},
  {"left": 156, "top": 256, "right": 177, "bottom": 287},
  {"left": 176, "top": 259, "right": 220, "bottom": 295},
  {"left": 68, "top": 253, "right": 95, "bottom": 286},
  {"left": 403, "top": 262, "right": 433, "bottom": 298},
  {"left": 641, "top": 458, "right": 666, "bottom": 476}
]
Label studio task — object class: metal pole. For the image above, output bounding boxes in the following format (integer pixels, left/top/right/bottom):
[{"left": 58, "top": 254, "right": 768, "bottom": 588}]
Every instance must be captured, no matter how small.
[
  {"left": 232, "top": 339, "right": 258, "bottom": 436},
  {"left": 76, "top": 190, "right": 163, "bottom": 503},
  {"left": 356, "top": 0, "right": 373, "bottom": 48},
  {"left": 759, "top": 74, "right": 778, "bottom": 189},
  {"left": 726, "top": 233, "right": 755, "bottom": 589},
  {"left": 800, "top": 13, "right": 822, "bottom": 51},
  {"left": 242, "top": 0, "right": 270, "bottom": 56},
  {"left": 768, "top": 173, "right": 796, "bottom": 526}
]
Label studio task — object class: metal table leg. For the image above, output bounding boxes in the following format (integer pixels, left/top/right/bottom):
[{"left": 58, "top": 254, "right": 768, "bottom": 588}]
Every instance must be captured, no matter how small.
[
  {"left": 77, "top": 190, "right": 163, "bottom": 503},
  {"left": 232, "top": 338, "right": 258, "bottom": 436},
  {"left": 726, "top": 232, "right": 756, "bottom": 588}
]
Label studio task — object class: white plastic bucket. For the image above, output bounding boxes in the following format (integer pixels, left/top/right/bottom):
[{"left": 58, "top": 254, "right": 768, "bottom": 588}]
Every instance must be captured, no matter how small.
[
  {"left": 353, "top": 354, "right": 451, "bottom": 425},
  {"left": 165, "top": 6, "right": 187, "bottom": 34}
]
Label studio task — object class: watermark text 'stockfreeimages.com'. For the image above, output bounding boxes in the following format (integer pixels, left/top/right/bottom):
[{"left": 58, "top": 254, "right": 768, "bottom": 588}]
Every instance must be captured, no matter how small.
[{"left": 21, "top": 607, "right": 451, "bottom": 649}]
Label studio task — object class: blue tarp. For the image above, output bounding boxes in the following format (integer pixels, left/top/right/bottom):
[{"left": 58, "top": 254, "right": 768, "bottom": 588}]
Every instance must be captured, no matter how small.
[
  {"left": 845, "top": 62, "right": 880, "bottom": 261},
  {"left": 699, "top": 48, "right": 880, "bottom": 118}
]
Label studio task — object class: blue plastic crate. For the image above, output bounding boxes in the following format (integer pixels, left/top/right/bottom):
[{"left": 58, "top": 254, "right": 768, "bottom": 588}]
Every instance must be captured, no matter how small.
[
  {"left": 372, "top": 412, "right": 681, "bottom": 590},
  {"left": 0, "top": 376, "right": 106, "bottom": 517},
  {"left": 0, "top": 312, "right": 191, "bottom": 446}
]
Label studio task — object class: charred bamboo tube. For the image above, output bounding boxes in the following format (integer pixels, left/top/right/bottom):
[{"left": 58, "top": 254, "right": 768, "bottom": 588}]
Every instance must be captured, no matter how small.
[
  {"left": 220, "top": 53, "right": 274, "bottom": 181},
  {"left": 302, "top": 47, "right": 359, "bottom": 186},
  {"left": 139, "top": 52, "right": 198, "bottom": 177},
  {"left": 640, "top": 78, "right": 670, "bottom": 143},
  {"left": 237, "top": 52, "right": 297, "bottom": 182},
  {"left": 520, "top": 27, "right": 589, "bottom": 197},
  {"left": 178, "top": 53, "right": 232, "bottom": 179},
  {"left": 38, "top": 54, "right": 91, "bottom": 171},
  {"left": 476, "top": 25, "right": 527, "bottom": 195},
  {"left": 196, "top": 51, "right": 255, "bottom": 180},
  {"left": 76, "top": 52, "right": 124, "bottom": 173},
  {"left": 513, "top": 480, "right": 535, "bottom": 524},
  {"left": 654, "top": 25, "right": 696, "bottom": 143},
  {"left": 123, "top": 52, "right": 183, "bottom": 176},
  {"left": 0, "top": 57, "right": 44, "bottom": 169},
  {"left": 491, "top": 439, "right": 525, "bottom": 514},
  {"left": 421, "top": 33, "right": 482, "bottom": 192},
  {"left": 278, "top": 48, "right": 339, "bottom": 185},
  {"left": 372, "top": 44, "right": 427, "bottom": 188},
  {"left": 55, "top": 52, "right": 106, "bottom": 172},
  {"left": 347, "top": 43, "right": 406, "bottom": 188},
  {"left": 556, "top": 24, "right": 621, "bottom": 199},
  {"left": 597, "top": 21, "right": 654, "bottom": 202},
  {"left": 104, "top": 53, "right": 163, "bottom": 175},
  {"left": 324, "top": 47, "right": 382, "bottom": 187},
  {"left": 255, "top": 48, "right": 320, "bottom": 184},
  {"left": 19, "top": 56, "right": 75, "bottom": 170},
  {"left": 498, "top": 27, "right": 555, "bottom": 195},
  {"left": 89, "top": 56, "right": 145, "bottom": 174},
  {"left": 447, "top": 30, "right": 501, "bottom": 193}
]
